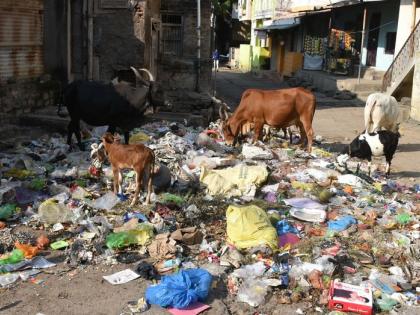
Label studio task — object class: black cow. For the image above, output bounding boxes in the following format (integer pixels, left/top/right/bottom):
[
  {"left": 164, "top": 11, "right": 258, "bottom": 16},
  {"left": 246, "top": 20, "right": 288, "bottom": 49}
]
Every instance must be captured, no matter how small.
[{"left": 62, "top": 68, "right": 155, "bottom": 150}]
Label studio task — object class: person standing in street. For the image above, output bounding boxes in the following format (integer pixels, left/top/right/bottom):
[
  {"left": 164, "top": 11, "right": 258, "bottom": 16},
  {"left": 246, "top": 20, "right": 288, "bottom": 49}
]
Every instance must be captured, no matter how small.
[{"left": 212, "top": 49, "right": 220, "bottom": 72}]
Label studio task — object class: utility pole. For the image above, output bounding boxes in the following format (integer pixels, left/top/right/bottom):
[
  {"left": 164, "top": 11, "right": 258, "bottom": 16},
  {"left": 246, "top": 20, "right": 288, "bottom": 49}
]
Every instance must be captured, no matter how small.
[
  {"left": 196, "top": 0, "right": 201, "bottom": 92},
  {"left": 358, "top": 7, "right": 367, "bottom": 84}
]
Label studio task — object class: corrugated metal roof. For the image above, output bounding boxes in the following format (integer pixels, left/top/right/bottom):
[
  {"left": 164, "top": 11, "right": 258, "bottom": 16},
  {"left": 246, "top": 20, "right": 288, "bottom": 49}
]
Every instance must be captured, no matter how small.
[{"left": 0, "top": 0, "right": 44, "bottom": 81}]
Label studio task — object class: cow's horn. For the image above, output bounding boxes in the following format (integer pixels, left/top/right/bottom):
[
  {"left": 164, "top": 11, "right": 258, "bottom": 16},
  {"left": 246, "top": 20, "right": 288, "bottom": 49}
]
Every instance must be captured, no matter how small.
[
  {"left": 138, "top": 68, "right": 155, "bottom": 82},
  {"left": 130, "top": 66, "right": 148, "bottom": 86}
]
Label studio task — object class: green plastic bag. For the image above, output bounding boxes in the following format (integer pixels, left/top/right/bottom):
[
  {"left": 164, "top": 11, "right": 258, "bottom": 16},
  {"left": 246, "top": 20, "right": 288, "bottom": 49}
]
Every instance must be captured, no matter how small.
[
  {"left": 106, "top": 224, "right": 154, "bottom": 249},
  {"left": 396, "top": 213, "right": 411, "bottom": 225},
  {"left": 50, "top": 240, "right": 69, "bottom": 250},
  {"left": 0, "top": 204, "right": 16, "bottom": 220},
  {"left": 0, "top": 249, "right": 24, "bottom": 265}
]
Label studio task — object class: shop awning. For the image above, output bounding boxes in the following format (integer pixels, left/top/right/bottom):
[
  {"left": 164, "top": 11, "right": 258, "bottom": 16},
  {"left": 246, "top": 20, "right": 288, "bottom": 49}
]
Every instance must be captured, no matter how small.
[{"left": 255, "top": 17, "right": 301, "bottom": 31}]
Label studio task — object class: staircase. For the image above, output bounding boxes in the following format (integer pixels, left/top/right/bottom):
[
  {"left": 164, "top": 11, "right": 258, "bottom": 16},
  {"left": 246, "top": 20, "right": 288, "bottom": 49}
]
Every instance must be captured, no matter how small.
[{"left": 382, "top": 19, "right": 420, "bottom": 95}]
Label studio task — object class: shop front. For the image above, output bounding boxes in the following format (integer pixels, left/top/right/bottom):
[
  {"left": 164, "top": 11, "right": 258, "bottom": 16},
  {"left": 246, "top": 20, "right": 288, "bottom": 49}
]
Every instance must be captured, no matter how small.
[{"left": 300, "top": 0, "right": 399, "bottom": 76}]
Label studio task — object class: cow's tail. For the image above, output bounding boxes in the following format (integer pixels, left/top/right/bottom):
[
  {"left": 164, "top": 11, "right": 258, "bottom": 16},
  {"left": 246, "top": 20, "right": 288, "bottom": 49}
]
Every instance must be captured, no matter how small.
[
  {"left": 56, "top": 81, "right": 65, "bottom": 117},
  {"left": 147, "top": 149, "right": 156, "bottom": 195}
]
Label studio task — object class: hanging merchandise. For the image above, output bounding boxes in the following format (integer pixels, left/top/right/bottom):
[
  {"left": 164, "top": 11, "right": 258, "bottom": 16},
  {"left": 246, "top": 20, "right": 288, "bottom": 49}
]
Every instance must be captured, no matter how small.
[
  {"left": 326, "top": 29, "right": 356, "bottom": 75},
  {"left": 303, "top": 35, "right": 327, "bottom": 56}
]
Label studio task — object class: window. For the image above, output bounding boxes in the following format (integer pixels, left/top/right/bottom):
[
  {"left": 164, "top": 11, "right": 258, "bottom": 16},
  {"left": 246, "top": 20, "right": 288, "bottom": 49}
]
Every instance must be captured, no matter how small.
[
  {"left": 161, "top": 14, "right": 183, "bottom": 57},
  {"left": 385, "top": 32, "right": 396, "bottom": 54}
]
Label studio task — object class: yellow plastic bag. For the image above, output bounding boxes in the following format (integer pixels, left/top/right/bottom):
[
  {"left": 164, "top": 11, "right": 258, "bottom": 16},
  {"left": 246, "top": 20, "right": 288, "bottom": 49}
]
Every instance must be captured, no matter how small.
[
  {"left": 226, "top": 205, "right": 278, "bottom": 250},
  {"left": 200, "top": 164, "right": 268, "bottom": 198}
]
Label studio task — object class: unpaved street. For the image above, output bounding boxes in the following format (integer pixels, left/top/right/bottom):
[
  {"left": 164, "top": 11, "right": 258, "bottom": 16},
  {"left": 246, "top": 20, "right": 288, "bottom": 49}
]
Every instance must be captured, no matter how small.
[{"left": 216, "top": 69, "right": 420, "bottom": 184}]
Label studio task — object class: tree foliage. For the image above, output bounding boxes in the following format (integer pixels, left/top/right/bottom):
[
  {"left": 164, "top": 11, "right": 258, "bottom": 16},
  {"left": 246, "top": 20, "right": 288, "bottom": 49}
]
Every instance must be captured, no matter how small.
[{"left": 212, "top": 0, "right": 232, "bottom": 17}]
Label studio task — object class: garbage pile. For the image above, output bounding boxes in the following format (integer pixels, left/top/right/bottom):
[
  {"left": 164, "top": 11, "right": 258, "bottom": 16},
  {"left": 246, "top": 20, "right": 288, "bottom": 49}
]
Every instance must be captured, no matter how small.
[{"left": 0, "top": 121, "right": 419, "bottom": 314}]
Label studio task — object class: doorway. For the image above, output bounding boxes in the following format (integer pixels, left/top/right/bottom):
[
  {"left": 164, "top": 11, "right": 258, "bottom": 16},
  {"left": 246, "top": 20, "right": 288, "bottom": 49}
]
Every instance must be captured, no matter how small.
[{"left": 366, "top": 12, "right": 381, "bottom": 67}]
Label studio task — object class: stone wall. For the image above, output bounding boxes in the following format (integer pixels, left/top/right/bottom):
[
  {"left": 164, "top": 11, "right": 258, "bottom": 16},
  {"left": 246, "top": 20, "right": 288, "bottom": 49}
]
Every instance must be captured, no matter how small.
[{"left": 0, "top": 80, "right": 57, "bottom": 117}]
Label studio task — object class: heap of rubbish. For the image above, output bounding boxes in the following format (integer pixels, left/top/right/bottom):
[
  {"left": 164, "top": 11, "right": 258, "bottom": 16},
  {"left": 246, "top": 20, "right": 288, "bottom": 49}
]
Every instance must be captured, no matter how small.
[{"left": 0, "top": 120, "right": 419, "bottom": 314}]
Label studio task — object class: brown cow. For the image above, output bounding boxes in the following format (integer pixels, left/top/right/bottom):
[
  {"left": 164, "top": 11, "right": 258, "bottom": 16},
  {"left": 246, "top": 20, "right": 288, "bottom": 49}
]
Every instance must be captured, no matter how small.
[
  {"left": 99, "top": 133, "right": 155, "bottom": 205},
  {"left": 220, "top": 87, "right": 316, "bottom": 152}
]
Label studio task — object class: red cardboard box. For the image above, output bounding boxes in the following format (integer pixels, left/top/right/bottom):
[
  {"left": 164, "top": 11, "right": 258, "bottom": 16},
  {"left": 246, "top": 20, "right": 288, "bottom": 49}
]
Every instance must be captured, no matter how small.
[{"left": 328, "top": 280, "right": 373, "bottom": 315}]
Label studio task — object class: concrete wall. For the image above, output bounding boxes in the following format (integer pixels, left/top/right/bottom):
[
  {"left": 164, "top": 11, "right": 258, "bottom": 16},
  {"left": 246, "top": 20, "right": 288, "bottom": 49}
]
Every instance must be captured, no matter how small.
[
  {"left": 239, "top": 44, "right": 252, "bottom": 71},
  {"left": 411, "top": 51, "right": 420, "bottom": 120},
  {"left": 361, "top": 0, "right": 399, "bottom": 71},
  {"left": 395, "top": 0, "right": 416, "bottom": 55}
]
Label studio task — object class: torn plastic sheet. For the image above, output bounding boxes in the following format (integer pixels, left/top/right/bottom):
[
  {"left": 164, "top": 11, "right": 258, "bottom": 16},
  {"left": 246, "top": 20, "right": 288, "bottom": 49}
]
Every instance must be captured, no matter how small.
[{"left": 0, "top": 257, "right": 56, "bottom": 273}]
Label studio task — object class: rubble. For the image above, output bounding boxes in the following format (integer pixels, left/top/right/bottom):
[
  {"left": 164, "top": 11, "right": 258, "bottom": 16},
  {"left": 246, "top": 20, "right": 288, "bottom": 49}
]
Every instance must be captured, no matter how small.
[{"left": 0, "top": 120, "right": 419, "bottom": 314}]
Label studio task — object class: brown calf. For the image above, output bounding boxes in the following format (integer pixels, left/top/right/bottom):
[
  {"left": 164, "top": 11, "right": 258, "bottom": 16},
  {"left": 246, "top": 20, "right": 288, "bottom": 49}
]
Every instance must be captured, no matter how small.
[{"left": 100, "top": 132, "right": 155, "bottom": 205}]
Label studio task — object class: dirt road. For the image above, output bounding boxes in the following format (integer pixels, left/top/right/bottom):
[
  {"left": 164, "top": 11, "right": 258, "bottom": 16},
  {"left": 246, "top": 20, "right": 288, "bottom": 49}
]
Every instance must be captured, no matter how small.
[{"left": 216, "top": 69, "right": 420, "bottom": 185}]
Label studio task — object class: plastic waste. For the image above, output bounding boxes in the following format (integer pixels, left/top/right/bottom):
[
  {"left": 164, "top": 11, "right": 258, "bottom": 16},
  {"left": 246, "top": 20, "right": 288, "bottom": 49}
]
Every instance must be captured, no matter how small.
[
  {"left": 369, "top": 269, "right": 397, "bottom": 295},
  {"left": 392, "top": 231, "right": 411, "bottom": 246},
  {"left": 38, "top": 199, "right": 75, "bottom": 224},
  {"left": 50, "top": 240, "right": 69, "bottom": 250},
  {"left": 337, "top": 174, "right": 365, "bottom": 188},
  {"left": 237, "top": 278, "right": 270, "bottom": 307},
  {"left": 0, "top": 273, "right": 20, "bottom": 287},
  {"left": 395, "top": 213, "right": 411, "bottom": 225},
  {"left": 276, "top": 219, "right": 299, "bottom": 236},
  {"left": 93, "top": 192, "right": 119, "bottom": 211},
  {"left": 145, "top": 269, "right": 212, "bottom": 309},
  {"left": 0, "top": 249, "right": 24, "bottom": 265},
  {"left": 232, "top": 261, "right": 267, "bottom": 279},
  {"left": 289, "top": 207, "right": 327, "bottom": 223},
  {"left": 106, "top": 223, "right": 154, "bottom": 249},
  {"left": 289, "top": 262, "right": 324, "bottom": 278},
  {"left": 15, "top": 242, "right": 39, "bottom": 259},
  {"left": 284, "top": 197, "right": 326, "bottom": 210},
  {"left": 123, "top": 212, "right": 148, "bottom": 223},
  {"left": 196, "top": 132, "right": 226, "bottom": 153},
  {"left": 226, "top": 205, "right": 278, "bottom": 250},
  {"left": 103, "top": 269, "right": 140, "bottom": 285},
  {"left": 241, "top": 144, "right": 273, "bottom": 160},
  {"left": 200, "top": 164, "right": 268, "bottom": 198},
  {"left": 376, "top": 295, "right": 398, "bottom": 311},
  {"left": 327, "top": 215, "right": 357, "bottom": 232},
  {"left": 0, "top": 204, "right": 16, "bottom": 220}
]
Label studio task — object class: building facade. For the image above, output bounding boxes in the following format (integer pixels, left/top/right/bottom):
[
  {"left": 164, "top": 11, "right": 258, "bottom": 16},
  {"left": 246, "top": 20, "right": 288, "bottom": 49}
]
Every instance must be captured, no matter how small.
[{"left": 0, "top": 0, "right": 213, "bottom": 116}]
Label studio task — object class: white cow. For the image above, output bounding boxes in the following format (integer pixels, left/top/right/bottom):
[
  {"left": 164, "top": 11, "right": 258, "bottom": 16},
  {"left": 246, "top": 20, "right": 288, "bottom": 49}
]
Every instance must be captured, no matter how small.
[{"left": 364, "top": 93, "right": 400, "bottom": 133}]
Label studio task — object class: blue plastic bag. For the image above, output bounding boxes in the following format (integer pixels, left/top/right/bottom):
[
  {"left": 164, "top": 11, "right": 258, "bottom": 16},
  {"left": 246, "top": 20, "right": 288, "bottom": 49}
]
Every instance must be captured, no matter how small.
[
  {"left": 145, "top": 269, "right": 212, "bottom": 309},
  {"left": 327, "top": 215, "right": 357, "bottom": 232},
  {"left": 276, "top": 219, "right": 299, "bottom": 236}
]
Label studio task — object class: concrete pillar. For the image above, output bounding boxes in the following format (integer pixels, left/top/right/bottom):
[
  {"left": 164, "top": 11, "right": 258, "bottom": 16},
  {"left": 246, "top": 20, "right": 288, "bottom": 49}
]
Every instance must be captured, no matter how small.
[
  {"left": 411, "top": 51, "right": 420, "bottom": 120},
  {"left": 395, "top": 0, "right": 415, "bottom": 55}
]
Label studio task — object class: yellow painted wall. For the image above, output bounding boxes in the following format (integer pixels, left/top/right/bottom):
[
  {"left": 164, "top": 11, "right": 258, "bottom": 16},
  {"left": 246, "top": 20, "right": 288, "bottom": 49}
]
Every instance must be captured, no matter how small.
[{"left": 239, "top": 44, "right": 252, "bottom": 72}]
